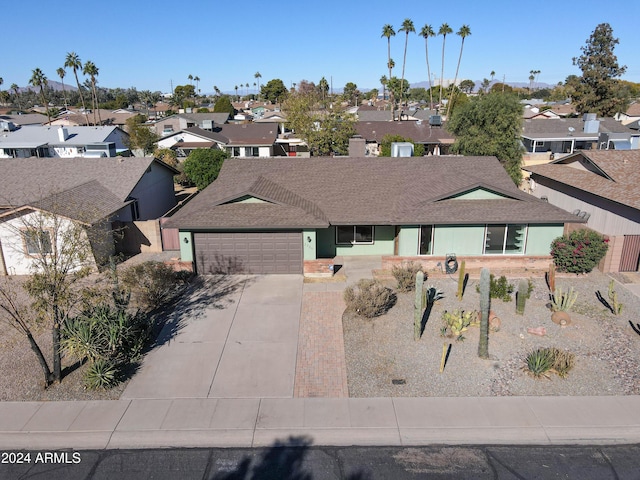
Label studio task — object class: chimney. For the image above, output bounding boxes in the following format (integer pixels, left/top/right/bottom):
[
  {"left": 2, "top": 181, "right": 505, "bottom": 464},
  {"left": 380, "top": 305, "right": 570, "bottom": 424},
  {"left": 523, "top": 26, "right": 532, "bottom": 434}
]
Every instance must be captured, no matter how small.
[
  {"left": 348, "top": 136, "right": 366, "bottom": 157},
  {"left": 57, "top": 127, "right": 69, "bottom": 142}
]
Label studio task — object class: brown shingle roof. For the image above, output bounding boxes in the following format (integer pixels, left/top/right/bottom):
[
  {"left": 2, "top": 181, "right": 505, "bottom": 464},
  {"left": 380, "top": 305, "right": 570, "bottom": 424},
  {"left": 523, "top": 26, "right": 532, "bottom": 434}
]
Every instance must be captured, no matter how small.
[
  {"left": 526, "top": 150, "right": 640, "bottom": 210},
  {"left": 168, "top": 156, "right": 578, "bottom": 229},
  {"left": 522, "top": 117, "right": 636, "bottom": 138}
]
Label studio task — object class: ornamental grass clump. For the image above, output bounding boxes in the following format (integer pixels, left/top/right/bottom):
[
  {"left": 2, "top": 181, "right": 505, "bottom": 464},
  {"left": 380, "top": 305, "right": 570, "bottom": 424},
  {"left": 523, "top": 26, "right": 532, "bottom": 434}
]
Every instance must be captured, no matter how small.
[
  {"left": 344, "top": 279, "right": 394, "bottom": 318},
  {"left": 524, "top": 347, "right": 575, "bottom": 379},
  {"left": 392, "top": 261, "right": 424, "bottom": 292},
  {"left": 550, "top": 229, "right": 608, "bottom": 274}
]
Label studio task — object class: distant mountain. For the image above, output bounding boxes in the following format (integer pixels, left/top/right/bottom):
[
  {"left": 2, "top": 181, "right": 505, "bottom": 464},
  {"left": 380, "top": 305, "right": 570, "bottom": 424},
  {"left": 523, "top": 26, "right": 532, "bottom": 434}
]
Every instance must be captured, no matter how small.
[
  {"left": 12, "top": 80, "right": 78, "bottom": 93},
  {"left": 407, "top": 80, "right": 554, "bottom": 91}
]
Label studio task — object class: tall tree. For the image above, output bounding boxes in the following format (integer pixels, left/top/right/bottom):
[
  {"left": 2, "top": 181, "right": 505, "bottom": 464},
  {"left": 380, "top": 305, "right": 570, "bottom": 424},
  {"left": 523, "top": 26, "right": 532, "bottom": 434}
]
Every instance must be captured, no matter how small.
[
  {"left": 381, "top": 24, "right": 396, "bottom": 120},
  {"left": 188, "top": 74, "right": 193, "bottom": 86},
  {"left": 529, "top": 70, "right": 535, "bottom": 92},
  {"left": 194, "top": 76, "right": 200, "bottom": 95},
  {"left": 420, "top": 24, "right": 436, "bottom": 109},
  {"left": 64, "top": 52, "right": 90, "bottom": 125},
  {"left": 254, "top": 72, "right": 262, "bottom": 99},
  {"left": 213, "top": 95, "right": 234, "bottom": 117},
  {"left": 318, "top": 76, "right": 329, "bottom": 102},
  {"left": 573, "top": 23, "right": 628, "bottom": 116},
  {"left": 11, "top": 83, "right": 21, "bottom": 110},
  {"left": 447, "top": 25, "right": 471, "bottom": 118},
  {"left": 124, "top": 114, "right": 159, "bottom": 156},
  {"left": 398, "top": 19, "right": 415, "bottom": 114},
  {"left": 447, "top": 92, "right": 524, "bottom": 185},
  {"left": 438, "top": 23, "right": 453, "bottom": 111},
  {"left": 56, "top": 67, "right": 68, "bottom": 109},
  {"left": 234, "top": 85, "right": 239, "bottom": 101},
  {"left": 260, "top": 79, "right": 288, "bottom": 104},
  {"left": 83, "top": 61, "right": 101, "bottom": 125},
  {"left": 380, "top": 75, "right": 388, "bottom": 101},
  {"left": 490, "top": 70, "right": 495, "bottom": 83},
  {"left": 29, "top": 68, "right": 51, "bottom": 124}
]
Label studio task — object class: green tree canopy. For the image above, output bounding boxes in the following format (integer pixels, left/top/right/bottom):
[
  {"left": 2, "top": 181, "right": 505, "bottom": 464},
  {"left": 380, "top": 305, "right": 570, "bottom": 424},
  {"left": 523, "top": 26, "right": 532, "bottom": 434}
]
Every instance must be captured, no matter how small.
[
  {"left": 447, "top": 93, "right": 524, "bottom": 185},
  {"left": 124, "top": 114, "right": 159, "bottom": 155},
  {"left": 572, "top": 23, "right": 628, "bottom": 116},
  {"left": 183, "top": 149, "right": 229, "bottom": 190},
  {"left": 379, "top": 134, "right": 425, "bottom": 157},
  {"left": 386, "top": 77, "right": 409, "bottom": 104},
  {"left": 283, "top": 91, "right": 356, "bottom": 156},
  {"left": 459, "top": 79, "right": 476, "bottom": 94},
  {"left": 213, "top": 95, "right": 235, "bottom": 117},
  {"left": 261, "top": 79, "right": 288, "bottom": 103}
]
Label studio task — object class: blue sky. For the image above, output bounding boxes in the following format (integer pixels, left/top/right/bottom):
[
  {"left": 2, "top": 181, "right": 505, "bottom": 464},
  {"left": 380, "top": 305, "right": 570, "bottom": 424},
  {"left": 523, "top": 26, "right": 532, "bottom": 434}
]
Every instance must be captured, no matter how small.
[{"left": 3, "top": 0, "right": 639, "bottom": 95}]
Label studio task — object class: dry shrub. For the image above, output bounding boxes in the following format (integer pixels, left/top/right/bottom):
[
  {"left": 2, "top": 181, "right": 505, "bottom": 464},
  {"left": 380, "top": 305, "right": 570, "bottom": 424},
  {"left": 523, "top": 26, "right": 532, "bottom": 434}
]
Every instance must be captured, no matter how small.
[
  {"left": 391, "top": 261, "right": 425, "bottom": 292},
  {"left": 343, "top": 279, "right": 394, "bottom": 318}
]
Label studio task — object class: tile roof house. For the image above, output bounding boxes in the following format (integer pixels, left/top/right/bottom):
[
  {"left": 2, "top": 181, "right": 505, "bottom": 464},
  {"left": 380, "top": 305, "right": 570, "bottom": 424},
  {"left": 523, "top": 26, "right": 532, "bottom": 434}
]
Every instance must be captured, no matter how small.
[
  {"left": 355, "top": 121, "right": 455, "bottom": 156},
  {"left": 166, "top": 156, "right": 580, "bottom": 275},
  {"left": 0, "top": 125, "right": 129, "bottom": 158},
  {"left": 0, "top": 156, "right": 178, "bottom": 275},
  {"left": 153, "top": 113, "right": 230, "bottom": 137},
  {"left": 525, "top": 150, "right": 640, "bottom": 273}
]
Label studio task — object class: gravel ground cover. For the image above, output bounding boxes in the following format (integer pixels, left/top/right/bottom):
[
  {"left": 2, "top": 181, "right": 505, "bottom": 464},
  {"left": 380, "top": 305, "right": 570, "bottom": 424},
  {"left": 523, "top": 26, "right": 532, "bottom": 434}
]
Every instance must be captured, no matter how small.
[{"left": 343, "top": 270, "right": 640, "bottom": 397}]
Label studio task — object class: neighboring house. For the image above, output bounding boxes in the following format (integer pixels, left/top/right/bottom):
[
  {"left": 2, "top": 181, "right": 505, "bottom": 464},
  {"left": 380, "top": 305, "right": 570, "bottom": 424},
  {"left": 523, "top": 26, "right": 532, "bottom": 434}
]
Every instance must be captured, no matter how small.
[
  {"left": 157, "top": 124, "right": 279, "bottom": 158},
  {"left": 0, "top": 156, "right": 178, "bottom": 275},
  {"left": 615, "top": 102, "right": 640, "bottom": 126},
  {"left": 355, "top": 120, "right": 455, "bottom": 156},
  {"left": 166, "top": 156, "right": 580, "bottom": 275},
  {"left": 48, "top": 109, "right": 136, "bottom": 128},
  {"left": 0, "top": 113, "right": 48, "bottom": 127},
  {"left": 521, "top": 116, "right": 640, "bottom": 156},
  {"left": 154, "top": 113, "right": 230, "bottom": 136},
  {"left": 0, "top": 125, "right": 129, "bottom": 158},
  {"left": 526, "top": 150, "right": 640, "bottom": 273}
]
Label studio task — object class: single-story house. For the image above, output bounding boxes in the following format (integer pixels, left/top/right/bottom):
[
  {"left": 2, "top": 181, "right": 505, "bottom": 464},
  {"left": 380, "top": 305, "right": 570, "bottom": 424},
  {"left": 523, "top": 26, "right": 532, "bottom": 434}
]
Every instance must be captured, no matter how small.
[
  {"left": 0, "top": 156, "right": 178, "bottom": 275},
  {"left": 521, "top": 116, "right": 640, "bottom": 156},
  {"left": 0, "top": 113, "right": 48, "bottom": 128},
  {"left": 154, "top": 113, "right": 230, "bottom": 136},
  {"left": 157, "top": 124, "right": 279, "bottom": 158},
  {"left": 0, "top": 125, "right": 129, "bottom": 158},
  {"left": 526, "top": 150, "right": 640, "bottom": 272},
  {"left": 166, "top": 156, "right": 581, "bottom": 275},
  {"left": 355, "top": 120, "right": 455, "bottom": 156},
  {"left": 614, "top": 102, "right": 640, "bottom": 126}
]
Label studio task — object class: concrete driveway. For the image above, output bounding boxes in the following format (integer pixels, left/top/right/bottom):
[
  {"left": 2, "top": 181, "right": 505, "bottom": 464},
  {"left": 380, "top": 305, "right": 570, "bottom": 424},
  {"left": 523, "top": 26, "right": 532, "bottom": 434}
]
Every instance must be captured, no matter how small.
[{"left": 121, "top": 275, "right": 303, "bottom": 400}]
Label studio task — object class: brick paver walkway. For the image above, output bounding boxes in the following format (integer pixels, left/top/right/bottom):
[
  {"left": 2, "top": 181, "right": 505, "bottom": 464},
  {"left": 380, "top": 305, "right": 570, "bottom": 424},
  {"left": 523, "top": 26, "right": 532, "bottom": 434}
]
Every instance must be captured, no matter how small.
[{"left": 294, "top": 290, "right": 349, "bottom": 397}]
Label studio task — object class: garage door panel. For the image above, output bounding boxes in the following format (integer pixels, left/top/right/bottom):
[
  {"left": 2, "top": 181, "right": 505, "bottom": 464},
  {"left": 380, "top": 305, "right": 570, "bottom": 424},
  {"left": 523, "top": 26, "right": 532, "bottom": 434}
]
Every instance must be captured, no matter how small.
[{"left": 194, "top": 231, "right": 302, "bottom": 274}]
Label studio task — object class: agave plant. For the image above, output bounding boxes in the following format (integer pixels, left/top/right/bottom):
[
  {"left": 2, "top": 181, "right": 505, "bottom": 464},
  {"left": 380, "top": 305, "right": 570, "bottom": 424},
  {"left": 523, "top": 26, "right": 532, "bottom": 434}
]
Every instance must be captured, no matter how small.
[
  {"left": 84, "top": 358, "right": 118, "bottom": 389},
  {"left": 525, "top": 348, "right": 554, "bottom": 378}
]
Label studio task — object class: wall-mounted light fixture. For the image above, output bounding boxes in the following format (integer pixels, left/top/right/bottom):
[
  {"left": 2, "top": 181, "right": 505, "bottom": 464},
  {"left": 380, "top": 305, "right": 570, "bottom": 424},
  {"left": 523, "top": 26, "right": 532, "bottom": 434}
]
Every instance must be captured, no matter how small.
[
  {"left": 306, "top": 236, "right": 312, "bottom": 243},
  {"left": 183, "top": 237, "right": 189, "bottom": 244}
]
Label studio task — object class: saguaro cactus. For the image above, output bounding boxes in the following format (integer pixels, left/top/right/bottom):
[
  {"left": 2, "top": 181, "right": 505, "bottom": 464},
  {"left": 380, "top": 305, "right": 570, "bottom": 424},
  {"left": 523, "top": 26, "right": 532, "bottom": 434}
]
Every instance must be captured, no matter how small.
[
  {"left": 456, "top": 260, "right": 466, "bottom": 300},
  {"left": 516, "top": 278, "right": 528, "bottom": 315},
  {"left": 478, "top": 268, "right": 490, "bottom": 359},
  {"left": 414, "top": 271, "right": 424, "bottom": 340}
]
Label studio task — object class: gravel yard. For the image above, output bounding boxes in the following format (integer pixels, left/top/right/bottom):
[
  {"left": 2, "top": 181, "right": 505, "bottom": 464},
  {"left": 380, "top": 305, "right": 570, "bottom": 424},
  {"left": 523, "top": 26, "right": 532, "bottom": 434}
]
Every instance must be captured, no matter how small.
[{"left": 343, "top": 270, "right": 640, "bottom": 397}]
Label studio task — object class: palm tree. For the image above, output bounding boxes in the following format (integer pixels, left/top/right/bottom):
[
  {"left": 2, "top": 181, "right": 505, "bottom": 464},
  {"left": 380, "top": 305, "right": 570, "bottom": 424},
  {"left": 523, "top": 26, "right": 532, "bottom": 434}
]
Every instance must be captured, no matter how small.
[
  {"left": 234, "top": 85, "right": 238, "bottom": 101},
  {"left": 529, "top": 70, "right": 535, "bottom": 92},
  {"left": 447, "top": 24, "right": 471, "bottom": 118},
  {"left": 380, "top": 75, "right": 388, "bottom": 101},
  {"left": 56, "top": 67, "right": 68, "bottom": 109},
  {"left": 490, "top": 70, "right": 496, "bottom": 84},
  {"left": 533, "top": 70, "right": 541, "bottom": 90},
  {"left": 29, "top": 68, "right": 51, "bottom": 124},
  {"left": 398, "top": 19, "right": 415, "bottom": 116},
  {"left": 420, "top": 24, "right": 436, "bottom": 110},
  {"left": 438, "top": 23, "right": 453, "bottom": 111},
  {"left": 194, "top": 76, "right": 200, "bottom": 95},
  {"left": 213, "top": 85, "right": 220, "bottom": 98},
  {"left": 254, "top": 72, "right": 262, "bottom": 99},
  {"left": 188, "top": 74, "right": 193, "bottom": 86},
  {"left": 11, "top": 83, "right": 21, "bottom": 110},
  {"left": 83, "top": 60, "right": 101, "bottom": 125},
  {"left": 381, "top": 24, "right": 396, "bottom": 120},
  {"left": 245, "top": 82, "right": 249, "bottom": 96},
  {"left": 64, "top": 52, "right": 89, "bottom": 125}
]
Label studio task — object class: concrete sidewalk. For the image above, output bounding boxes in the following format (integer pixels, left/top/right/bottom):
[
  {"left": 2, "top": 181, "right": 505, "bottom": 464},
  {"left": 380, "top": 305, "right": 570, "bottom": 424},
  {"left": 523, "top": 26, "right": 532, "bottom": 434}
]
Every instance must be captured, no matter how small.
[{"left": 1, "top": 396, "right": 640, "bottom": 450}]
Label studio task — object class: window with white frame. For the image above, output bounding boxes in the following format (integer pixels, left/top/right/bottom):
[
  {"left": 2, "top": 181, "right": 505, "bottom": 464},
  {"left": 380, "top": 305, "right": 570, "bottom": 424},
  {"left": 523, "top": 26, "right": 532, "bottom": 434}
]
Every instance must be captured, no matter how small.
[
  {"left": 336, "top": 225, "right": 374, "bottom": 245},
  {"left": 484, "top": 224, "right": 527, "bottom": 254},
  {"left": 419, "top": 225, "right": 433, "bottom": 255},
  {"left": 23, "top": 229, "right": 53, "bottom": 255}
]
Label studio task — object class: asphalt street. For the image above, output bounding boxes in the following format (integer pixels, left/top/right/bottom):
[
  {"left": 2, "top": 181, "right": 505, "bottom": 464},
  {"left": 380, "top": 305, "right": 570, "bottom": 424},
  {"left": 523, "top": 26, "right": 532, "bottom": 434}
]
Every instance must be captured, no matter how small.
[{"left": 2, "top": 443, "right": 640, "bottom": 479}]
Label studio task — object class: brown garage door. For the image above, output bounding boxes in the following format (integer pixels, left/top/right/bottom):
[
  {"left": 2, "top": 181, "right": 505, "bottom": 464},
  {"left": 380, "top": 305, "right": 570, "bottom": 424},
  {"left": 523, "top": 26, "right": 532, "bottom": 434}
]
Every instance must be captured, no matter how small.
[{"left": 194, "top": 231, "right": 302, "bottom": 274}]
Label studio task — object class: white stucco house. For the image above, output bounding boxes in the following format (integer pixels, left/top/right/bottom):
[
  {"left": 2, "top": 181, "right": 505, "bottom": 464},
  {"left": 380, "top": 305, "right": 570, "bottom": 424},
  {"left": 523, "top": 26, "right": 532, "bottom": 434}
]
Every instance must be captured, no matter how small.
[
  {"left": 0, "top": 125, "right": 129, "bottom": 158},
  {"left": 0, "top": 156, "right": 177, "bottom": 275}
]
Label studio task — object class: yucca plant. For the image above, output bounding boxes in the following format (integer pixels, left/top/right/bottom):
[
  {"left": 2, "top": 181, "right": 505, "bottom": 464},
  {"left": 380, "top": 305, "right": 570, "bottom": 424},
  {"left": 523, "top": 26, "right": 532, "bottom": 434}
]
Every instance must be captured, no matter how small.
[
  {"left": 525, "top": 348, "right": 554, "bottom": 378},
  {"left": 84, "top": 358, "right": 118, "bottom": 389}
]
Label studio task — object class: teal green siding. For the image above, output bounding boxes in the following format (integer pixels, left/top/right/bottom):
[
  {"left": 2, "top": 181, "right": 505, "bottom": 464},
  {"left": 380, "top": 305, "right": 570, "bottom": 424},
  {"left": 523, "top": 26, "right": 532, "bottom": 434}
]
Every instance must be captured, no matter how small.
[
  {"left": 398, "top": 226, "right": 420, "bottom": 255},
  {"left": 525, "top": 224, "right": 564, "bottom": 255},
  {"left": 316, "top": 226, "right": 395, "bottom": 257},
  {"left": 179, "top": 231, "right": 193, "bottom": 261},
  {"left": 303, "top": 229, "right": 317, "bottom": 260},
  {"left": 448, "top": 188, "right": 510, "bottom": 200},
  {"left": 432, "top": 225, "right": 485, "bottom": 255}
]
